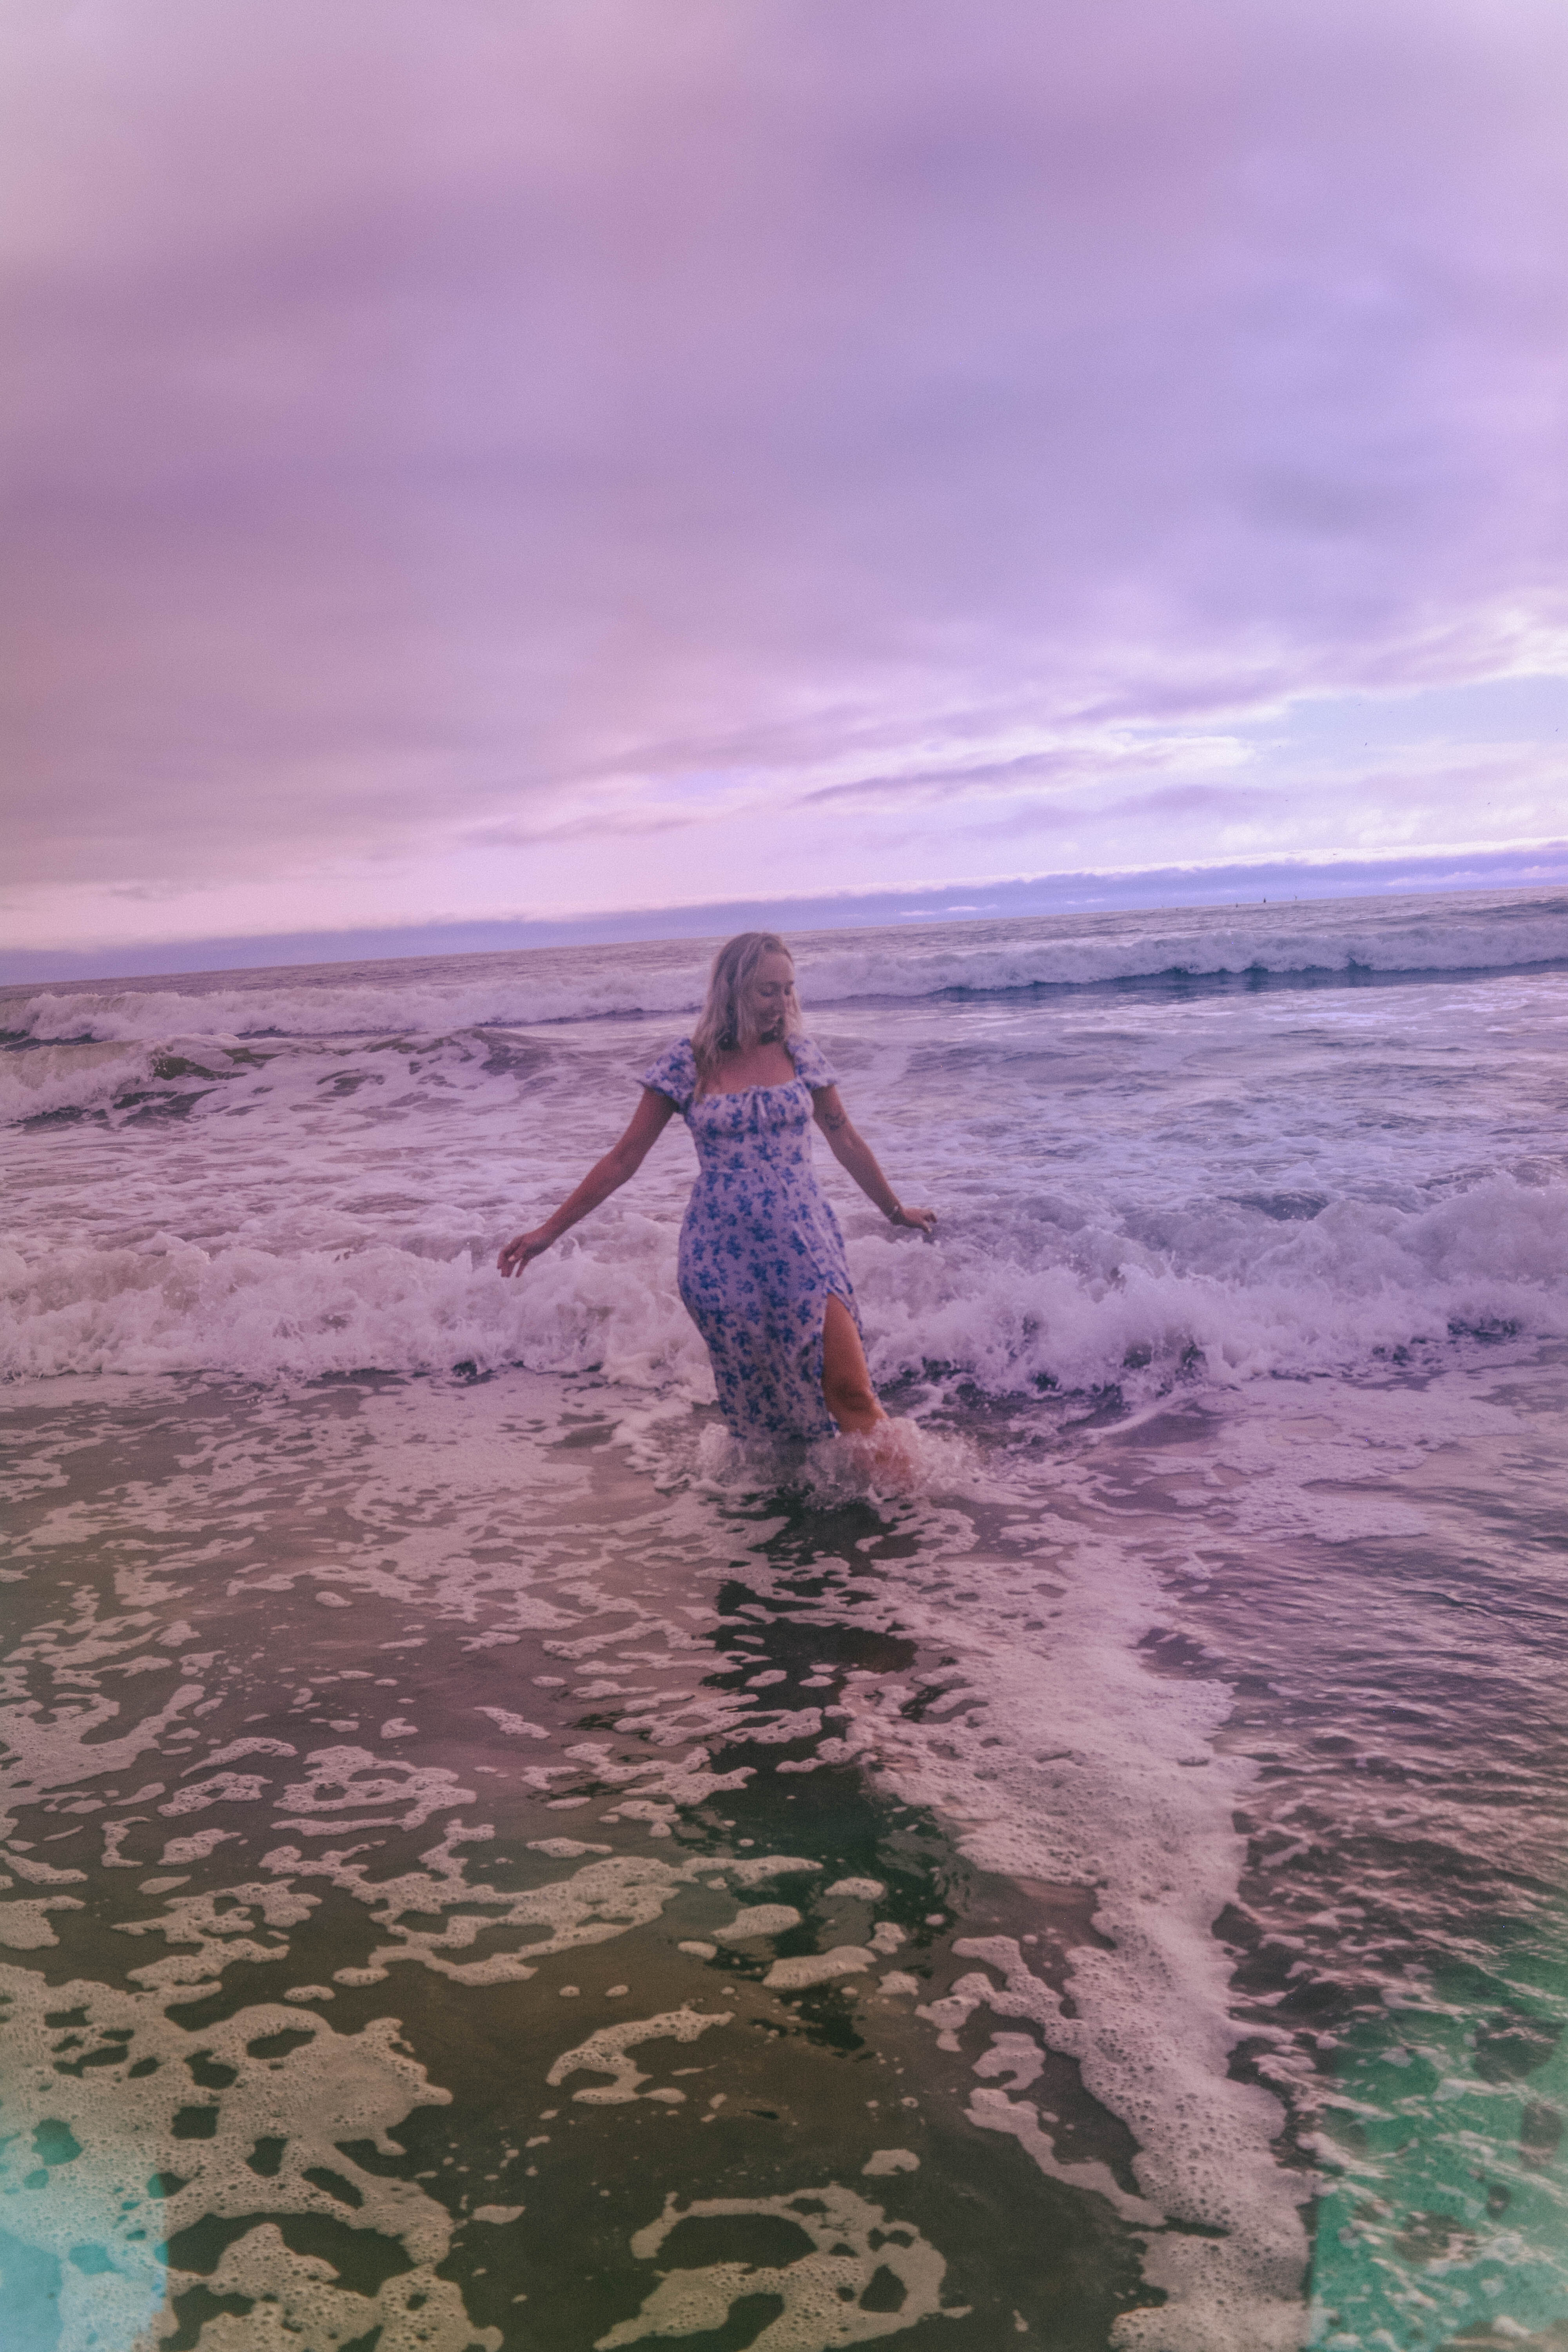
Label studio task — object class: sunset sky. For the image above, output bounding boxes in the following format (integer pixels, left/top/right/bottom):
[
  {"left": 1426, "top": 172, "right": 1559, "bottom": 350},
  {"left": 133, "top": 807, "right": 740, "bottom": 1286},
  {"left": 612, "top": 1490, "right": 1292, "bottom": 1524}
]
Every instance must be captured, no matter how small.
[{"left": 4, "top": 0, "right": 1566, "bottom": 975}]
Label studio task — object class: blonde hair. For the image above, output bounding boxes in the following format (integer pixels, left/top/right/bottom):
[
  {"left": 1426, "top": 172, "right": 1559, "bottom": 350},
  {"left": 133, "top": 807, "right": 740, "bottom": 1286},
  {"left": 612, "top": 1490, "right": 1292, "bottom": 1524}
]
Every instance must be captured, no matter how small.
[{"left": 691, "top": 932, "right": 801, "bottom": 1072}]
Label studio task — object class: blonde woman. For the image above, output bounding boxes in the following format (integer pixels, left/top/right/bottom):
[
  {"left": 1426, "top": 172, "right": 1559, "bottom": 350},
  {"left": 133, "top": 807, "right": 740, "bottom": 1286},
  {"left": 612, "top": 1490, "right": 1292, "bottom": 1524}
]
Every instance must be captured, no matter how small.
[{"left": 498, "top": 932, "right": 935, "bottom": 1442}]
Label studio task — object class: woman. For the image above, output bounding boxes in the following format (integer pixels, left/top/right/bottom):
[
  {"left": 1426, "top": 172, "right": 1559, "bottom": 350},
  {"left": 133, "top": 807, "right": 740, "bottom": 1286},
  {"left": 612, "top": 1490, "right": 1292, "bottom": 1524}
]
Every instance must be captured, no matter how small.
[{"left": 498, "top": 932, "right": 935, "bottom": 1443}]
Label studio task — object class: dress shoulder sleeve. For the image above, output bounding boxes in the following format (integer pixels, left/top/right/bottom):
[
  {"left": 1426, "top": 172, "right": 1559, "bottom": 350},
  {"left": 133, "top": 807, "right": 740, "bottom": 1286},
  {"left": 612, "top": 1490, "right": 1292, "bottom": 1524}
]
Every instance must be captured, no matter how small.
[
  {"left": 789, "top": 1035, "right": 839, "bottom": 1091},
  {"left": 639, "top": 1037, "right": 697, "bottom": 1112}
]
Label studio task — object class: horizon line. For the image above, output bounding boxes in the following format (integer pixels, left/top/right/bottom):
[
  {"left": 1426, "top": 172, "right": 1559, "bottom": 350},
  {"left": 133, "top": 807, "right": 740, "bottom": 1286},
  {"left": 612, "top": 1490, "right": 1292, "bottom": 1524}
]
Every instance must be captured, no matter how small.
[{"left": 4, "top": 842, "right": 1567, "bottom": 990}]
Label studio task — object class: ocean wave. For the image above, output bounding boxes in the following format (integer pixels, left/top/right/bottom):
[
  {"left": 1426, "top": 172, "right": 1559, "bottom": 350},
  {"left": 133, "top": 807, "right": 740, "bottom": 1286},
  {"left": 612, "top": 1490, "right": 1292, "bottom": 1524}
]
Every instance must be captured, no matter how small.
[
  {"left": 0, "top": 1038, "right": 159, "bottom": 1125},
  {"left": 7, "top": 964, "right": 710, "bottom": 1048},
  {"left": 6, "top": 1174, "right": 1563, "bottom": 1397},
  {"left": 10, "top": 891, "right": 1567, "bottom": 1045},
  {"left": 0, "top": 1026, "right": 565, "bottom": 1129},
  {"left": 801, "top": 898, "right": 1568, "bottom": 1007}
]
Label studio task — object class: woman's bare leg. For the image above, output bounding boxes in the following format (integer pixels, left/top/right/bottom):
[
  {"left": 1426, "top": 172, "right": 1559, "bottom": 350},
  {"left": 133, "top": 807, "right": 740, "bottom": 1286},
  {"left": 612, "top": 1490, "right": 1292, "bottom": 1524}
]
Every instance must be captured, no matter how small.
[{"left": 821, "top": 1293, "right": 885, "bottom": 1434}]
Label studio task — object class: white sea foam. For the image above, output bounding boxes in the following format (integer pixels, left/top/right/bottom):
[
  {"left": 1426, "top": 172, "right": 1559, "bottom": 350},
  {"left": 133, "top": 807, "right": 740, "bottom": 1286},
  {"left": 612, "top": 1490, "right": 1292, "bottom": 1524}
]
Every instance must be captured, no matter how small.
[{"left": 4, "top": 1171, "right": 1563, "bottom": 1399}]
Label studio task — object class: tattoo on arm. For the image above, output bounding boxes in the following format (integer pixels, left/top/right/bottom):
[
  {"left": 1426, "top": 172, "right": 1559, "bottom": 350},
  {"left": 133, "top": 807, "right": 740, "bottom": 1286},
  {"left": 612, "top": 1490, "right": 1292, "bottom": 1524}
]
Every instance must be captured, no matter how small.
[{"left": 819, "top": 1105, "right": 848, "bottom": 1132}]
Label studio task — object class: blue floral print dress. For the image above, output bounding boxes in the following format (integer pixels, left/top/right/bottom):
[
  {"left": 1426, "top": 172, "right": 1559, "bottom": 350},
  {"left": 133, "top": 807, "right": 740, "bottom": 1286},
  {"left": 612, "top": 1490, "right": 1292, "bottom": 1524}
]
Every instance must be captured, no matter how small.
[{"left": 640, "top": 1036, "right": 861, "bottom": 1441}]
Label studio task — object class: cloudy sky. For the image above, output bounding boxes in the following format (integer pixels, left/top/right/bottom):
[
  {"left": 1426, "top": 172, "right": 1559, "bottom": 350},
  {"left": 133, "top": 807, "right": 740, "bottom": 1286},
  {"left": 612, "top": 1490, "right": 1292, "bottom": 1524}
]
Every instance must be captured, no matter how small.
[{"left": 4, "top": 0, "right": 1566, "bottom": 971}]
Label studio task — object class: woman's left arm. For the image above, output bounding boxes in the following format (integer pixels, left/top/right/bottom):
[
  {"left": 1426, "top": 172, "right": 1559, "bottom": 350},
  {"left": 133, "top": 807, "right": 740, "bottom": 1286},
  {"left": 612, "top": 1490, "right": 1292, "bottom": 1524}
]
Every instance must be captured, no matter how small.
[{"left": 811, "top": 1086, "right": 936, "bottom": 1238}]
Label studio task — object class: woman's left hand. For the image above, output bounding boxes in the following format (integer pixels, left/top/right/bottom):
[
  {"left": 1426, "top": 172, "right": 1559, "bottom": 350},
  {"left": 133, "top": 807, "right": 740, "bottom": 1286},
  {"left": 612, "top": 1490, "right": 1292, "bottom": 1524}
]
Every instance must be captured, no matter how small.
[
  {"left": 890, "top": 1205, "right": 938, "bottom": 1240},
  {"left": 497, "top": 1226, "right": 554, "bottom": 1277}
]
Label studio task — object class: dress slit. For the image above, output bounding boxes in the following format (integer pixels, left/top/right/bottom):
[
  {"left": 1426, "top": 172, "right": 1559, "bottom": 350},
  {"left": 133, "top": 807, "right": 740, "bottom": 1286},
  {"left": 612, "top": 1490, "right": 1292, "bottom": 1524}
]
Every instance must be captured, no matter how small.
[{"left": 804, "top": 1278, "right": 859, "bottom": 1413}]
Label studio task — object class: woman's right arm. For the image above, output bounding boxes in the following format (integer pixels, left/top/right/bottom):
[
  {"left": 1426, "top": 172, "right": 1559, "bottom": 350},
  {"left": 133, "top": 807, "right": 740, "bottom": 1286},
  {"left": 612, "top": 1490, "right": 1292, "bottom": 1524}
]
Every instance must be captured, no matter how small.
[{"left": 497, "top": 1088, "right": 678, "bottom": 1276}]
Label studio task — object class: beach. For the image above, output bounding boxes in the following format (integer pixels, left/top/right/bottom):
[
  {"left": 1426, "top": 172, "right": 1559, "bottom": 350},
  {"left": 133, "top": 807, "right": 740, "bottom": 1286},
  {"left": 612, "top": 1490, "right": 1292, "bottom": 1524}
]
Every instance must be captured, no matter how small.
[{"left": 3, "top": 887, "right": 1567, "bottom": 2350}]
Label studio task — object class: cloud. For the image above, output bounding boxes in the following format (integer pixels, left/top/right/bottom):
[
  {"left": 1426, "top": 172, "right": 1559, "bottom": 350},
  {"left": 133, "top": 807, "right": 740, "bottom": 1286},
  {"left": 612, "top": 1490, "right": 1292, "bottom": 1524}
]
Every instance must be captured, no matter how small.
[{"left": 2, "top": 0, "right": 1564, "bottom": 948}]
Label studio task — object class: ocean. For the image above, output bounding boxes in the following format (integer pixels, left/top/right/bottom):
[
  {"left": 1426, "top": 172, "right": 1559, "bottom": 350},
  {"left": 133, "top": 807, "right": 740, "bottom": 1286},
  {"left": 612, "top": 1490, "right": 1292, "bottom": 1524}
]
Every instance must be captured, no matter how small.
[{"left": 2, "top": 884, "right": 1566, "bottom": 2352}]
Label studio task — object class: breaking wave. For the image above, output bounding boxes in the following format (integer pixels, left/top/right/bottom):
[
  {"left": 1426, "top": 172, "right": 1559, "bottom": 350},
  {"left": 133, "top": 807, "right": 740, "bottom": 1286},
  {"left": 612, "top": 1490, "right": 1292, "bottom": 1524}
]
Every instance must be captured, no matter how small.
[
  {"left": 5, "top": 1172, "right": 1564, "bottom": 1396},
  {"left": 7, "top": 887, "right": 1567, "bottom": 1049}
]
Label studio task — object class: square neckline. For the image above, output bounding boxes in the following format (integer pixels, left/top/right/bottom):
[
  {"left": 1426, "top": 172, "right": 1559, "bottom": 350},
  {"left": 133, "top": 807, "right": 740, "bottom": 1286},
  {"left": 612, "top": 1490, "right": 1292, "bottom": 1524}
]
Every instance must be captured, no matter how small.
[
  {"left": 691, "top": 1073, "right": 812, "bottom": 1104},
  {"left": 691, "top": 1040, "right": 815, "bottom": 1105},
  {"left": 642, "top": 1033, "right": 835, "bottom": 1113}
]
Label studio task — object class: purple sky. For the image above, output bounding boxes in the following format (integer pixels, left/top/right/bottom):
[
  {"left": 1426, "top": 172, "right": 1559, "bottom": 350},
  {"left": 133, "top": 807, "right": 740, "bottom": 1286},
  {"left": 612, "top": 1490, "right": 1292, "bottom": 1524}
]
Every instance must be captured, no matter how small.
[{"left": 4, "top": 0, "right": 1566, "bottom": 967}]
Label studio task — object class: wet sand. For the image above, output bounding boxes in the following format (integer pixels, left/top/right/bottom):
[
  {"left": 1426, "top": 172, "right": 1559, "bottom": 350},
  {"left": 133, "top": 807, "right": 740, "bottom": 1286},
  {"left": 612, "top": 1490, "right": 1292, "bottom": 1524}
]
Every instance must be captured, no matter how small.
[{"left": 5, "top": 1343, "right": 1565, "bottom": 2348}]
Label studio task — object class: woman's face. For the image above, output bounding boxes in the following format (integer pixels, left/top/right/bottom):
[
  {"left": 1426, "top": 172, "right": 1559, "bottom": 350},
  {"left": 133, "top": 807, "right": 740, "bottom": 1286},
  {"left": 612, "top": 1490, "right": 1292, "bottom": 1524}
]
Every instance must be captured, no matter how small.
[{"left": 748, "top": 951, "right": 796, "bottom": 1041}]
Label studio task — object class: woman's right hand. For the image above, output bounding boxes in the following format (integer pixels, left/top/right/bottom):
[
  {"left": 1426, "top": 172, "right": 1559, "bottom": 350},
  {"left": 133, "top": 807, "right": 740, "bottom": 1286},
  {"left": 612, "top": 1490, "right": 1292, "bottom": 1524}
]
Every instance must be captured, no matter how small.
[
  {"left": 890, "top": 1204, "right": 938, "bottom": 1240},
  {"left": 497, "top": 1227, "right": 553, "bottom": 1278}
]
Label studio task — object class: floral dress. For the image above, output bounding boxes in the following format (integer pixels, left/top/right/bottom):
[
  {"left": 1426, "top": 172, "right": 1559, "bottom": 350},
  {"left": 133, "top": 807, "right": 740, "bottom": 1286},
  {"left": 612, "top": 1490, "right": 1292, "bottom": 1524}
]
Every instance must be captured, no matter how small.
[{"left": 640, "top": 1035, "right": 861, "bottom": 1441}]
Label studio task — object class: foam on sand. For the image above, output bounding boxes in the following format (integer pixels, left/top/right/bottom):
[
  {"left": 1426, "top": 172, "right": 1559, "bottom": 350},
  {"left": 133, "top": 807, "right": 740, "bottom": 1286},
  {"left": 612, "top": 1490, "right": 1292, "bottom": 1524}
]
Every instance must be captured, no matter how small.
[
  {"left": 0, "top": 1963, "right": 487, "bottom": 2352},
  {"left": 547, "top": 2006, "right": 732, "bottom": 2105},
  {"left": 764, "top": 1947, "right": 875, "bottom": 1992},
  {"left": 851, "top": 1511, "right": 1316, "bottom": 2351},
  {"left": 597, "top": 2185, "right": 958, "bottom": 2349},
  {"left": 193, "top": 2223, "right": 497, "bottom": 2352},
  {"left": 711, "top": 1903, "right": 801, "bottom": 1944},
  {"left": 254, "top": 1840, "right": 827, "bottom": 1991}
]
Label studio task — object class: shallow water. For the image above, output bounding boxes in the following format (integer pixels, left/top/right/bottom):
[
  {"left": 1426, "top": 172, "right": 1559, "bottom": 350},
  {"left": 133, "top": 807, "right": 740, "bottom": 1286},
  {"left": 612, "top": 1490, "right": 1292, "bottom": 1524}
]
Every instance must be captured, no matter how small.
[{"left": 3, "top": 890, "right": 1567, "bottom": 2350}]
